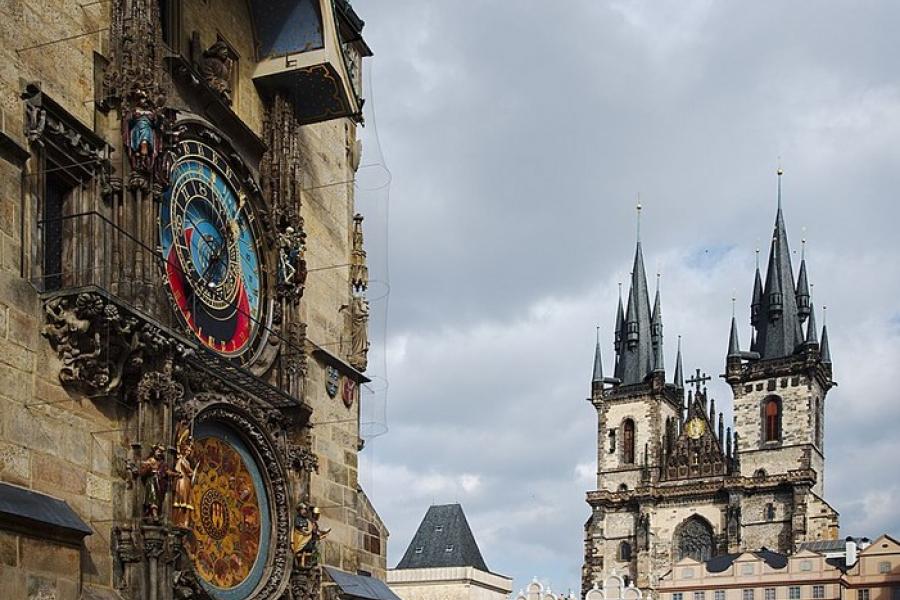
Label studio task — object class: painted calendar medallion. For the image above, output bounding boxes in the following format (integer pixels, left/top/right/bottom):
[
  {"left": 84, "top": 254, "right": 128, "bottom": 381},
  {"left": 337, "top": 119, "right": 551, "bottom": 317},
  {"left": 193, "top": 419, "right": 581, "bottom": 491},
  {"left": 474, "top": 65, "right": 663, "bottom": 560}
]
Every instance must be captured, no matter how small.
[{"left": 187, "top": 421, "right": 271, "bottom": 599}]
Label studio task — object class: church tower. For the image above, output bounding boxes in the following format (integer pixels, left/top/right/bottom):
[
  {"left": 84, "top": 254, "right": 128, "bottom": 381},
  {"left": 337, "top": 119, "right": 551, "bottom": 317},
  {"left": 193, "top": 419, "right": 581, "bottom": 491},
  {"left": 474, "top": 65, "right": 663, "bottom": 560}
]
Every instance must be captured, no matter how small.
[
  {"left": 582, "top": 180, "right": 839, "bottom": 599},
  {"left": 724, "top": 171, "right": 838, "bottom": 547},
  {"left": 584, "top": 209, "right": 686, "bottom": 591}
]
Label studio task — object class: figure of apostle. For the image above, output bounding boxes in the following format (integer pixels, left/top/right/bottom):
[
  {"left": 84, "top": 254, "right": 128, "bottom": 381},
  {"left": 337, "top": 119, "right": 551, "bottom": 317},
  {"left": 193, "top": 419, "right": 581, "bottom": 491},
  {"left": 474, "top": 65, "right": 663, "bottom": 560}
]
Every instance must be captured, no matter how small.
[
  {"left": 292, "top": 504, "right": 331, "bottom": 568},
  {"left": 172, "top": 426, "right": 196, "bottom": 529}
]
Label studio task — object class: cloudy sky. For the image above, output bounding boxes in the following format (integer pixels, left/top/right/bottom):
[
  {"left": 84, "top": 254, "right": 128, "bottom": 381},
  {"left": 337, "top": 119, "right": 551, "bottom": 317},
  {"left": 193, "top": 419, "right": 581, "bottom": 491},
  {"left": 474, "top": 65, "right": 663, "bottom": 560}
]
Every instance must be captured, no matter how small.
[{"left": 351, "top": 0, "right": 900, "bottom": 593}]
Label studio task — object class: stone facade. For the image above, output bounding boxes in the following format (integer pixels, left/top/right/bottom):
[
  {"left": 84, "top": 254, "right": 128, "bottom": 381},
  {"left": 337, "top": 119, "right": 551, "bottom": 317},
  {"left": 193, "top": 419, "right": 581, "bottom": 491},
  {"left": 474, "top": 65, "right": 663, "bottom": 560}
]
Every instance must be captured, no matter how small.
[
  {"left": 583, "top": 195, "right": 839, "bottom": 598},
  {"left": 658, "top": 535, "right": 900, "bottom": 600},
  {"left": 388, "top": 567, "right": 513, "bottom": 600},
  {"left": 0, "top": 0, "right": 383, "bottom": 598}
]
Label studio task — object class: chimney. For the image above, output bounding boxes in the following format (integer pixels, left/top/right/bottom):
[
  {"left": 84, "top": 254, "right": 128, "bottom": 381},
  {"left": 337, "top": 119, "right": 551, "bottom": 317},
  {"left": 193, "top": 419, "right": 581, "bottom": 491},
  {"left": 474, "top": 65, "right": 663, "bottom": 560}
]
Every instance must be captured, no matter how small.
[{"left": 845, "top": 537, "right": 858, "bottom": 566}]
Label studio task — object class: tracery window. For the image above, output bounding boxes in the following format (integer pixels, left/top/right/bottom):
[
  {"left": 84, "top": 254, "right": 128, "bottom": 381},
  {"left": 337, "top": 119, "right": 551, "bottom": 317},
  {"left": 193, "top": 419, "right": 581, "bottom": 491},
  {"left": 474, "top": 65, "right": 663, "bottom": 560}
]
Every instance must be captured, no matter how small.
[
  {"left": 764, "top": 396, "right": 781, "bottom": 442},
  {"left": 675, "top": 516, "right": 715, "bottom": 562},
  {"left": 623, "top": 419, "right": 635, "bottom": 464}
]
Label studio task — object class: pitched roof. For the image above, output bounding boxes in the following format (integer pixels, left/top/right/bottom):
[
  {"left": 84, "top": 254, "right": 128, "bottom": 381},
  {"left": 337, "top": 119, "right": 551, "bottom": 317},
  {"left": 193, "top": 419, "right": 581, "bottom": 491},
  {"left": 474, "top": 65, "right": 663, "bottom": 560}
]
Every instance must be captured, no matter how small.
[{"left": 395, "top": 504, "right": 489, "bottom": 572}]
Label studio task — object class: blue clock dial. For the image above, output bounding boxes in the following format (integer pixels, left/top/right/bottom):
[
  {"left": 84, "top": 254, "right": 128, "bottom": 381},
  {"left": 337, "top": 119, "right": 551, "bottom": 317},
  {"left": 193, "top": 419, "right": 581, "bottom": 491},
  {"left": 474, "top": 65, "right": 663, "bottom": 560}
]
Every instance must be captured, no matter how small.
[{"left": 160, "top": 140, "right": 268, "bottom": 362}]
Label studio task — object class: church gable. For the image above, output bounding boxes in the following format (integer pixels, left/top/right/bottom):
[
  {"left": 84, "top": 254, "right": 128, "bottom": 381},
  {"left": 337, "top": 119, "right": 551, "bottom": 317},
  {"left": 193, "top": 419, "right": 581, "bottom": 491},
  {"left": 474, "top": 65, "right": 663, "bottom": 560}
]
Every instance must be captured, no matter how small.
[{"left": 661, "top": 380, "right": 731, "bottom": 482}]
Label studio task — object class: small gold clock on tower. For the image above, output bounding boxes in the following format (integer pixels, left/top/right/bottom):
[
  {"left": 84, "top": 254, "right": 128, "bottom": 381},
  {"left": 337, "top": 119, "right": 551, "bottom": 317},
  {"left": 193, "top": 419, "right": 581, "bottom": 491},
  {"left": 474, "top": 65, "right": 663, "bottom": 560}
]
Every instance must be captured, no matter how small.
[{"left": 686, "top": 418, "right": 707, "bottom": 440}]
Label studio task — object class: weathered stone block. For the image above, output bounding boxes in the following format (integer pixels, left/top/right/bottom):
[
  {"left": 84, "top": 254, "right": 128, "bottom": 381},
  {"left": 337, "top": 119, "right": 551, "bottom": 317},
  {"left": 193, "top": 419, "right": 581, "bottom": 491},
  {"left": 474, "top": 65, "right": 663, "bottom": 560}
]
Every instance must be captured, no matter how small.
[{"left": 22, "top": 537, "right": 79, "bottom": 576}]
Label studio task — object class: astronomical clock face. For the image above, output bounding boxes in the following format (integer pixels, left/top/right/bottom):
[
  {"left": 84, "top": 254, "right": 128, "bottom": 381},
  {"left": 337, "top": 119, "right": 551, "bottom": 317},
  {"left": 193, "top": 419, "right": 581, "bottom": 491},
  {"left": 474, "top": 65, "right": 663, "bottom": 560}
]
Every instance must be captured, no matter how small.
[
  {"left": 685, "top": 418, "right": 707, "bottom": 440},
  {"left": 187, "top": 421, "right": 272, "bottom": 598},
  {"left": 160, "top": 139, "right": 269, "bottom": 364}
]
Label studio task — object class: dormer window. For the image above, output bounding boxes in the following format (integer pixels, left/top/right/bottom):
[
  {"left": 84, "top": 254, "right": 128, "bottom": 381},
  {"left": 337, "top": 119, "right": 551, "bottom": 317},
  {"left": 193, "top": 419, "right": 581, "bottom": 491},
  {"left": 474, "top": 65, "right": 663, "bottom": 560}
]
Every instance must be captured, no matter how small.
[
  {"left": 445, "top": 545, "right": 453, "bottom": 553},
  {"left": 434, "top": 525, "right": 443, "bottom": 533},
  {"left": 414, "top": 547, "right": 423, "bottom": 554}
]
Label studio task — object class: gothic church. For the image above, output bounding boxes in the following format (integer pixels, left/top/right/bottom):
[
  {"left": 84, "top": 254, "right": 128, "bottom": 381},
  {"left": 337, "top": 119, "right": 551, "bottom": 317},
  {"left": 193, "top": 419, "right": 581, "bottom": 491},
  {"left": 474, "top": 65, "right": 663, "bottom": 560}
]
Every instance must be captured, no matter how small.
[{"left": 582, "top": 175, "right": 838, "bottom": 595}]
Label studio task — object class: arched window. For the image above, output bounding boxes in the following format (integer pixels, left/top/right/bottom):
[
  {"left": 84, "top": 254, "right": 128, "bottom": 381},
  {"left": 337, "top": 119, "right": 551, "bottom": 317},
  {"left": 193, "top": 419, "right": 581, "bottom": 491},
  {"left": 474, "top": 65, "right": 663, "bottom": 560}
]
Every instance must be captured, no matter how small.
[
  {"left": 675, "top": 516, "right": 716, "bottom": 562},
  {"left": 619, "top": 541, "right": 632, "bottom": 562},
  {"left": 622, "top": 419, "right": 635, "bottom": 464},
  {"left": 618, "top": 483, "right": 629, "bottom": 492},
  {"left": 764, "top": 397, "right": 781, "bottom": 443}
]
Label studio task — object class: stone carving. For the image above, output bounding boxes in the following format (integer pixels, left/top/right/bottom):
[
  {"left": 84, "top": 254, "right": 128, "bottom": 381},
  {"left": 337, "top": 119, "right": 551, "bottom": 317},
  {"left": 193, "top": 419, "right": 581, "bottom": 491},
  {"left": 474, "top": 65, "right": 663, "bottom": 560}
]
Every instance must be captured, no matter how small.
[
  {"left": 22, "top": 85, "right": 111, "bottom": 179},
  {"left": 289, "top": 443, "right": 320, "bottom": 474},
  {"left": 284, "top": 321, "right": 308, "bottom": 397},
  {"left": 137, "top": 444, "right": 178, "bottom": 522},
  {"left": 199, "top": 40, "right": 238, "bottom": 105},
  {"left": 172, "top": 423, "right": 196, "bottom": 529},
  {"left": 636, "top": 512, "right": 650, "bottom": 551},
  {"left": 346, "top": 295, "right": 370, "bottom": 371},
  {"left": 675, "top": 516, "right": 715, "bottom": 562},
  {"left": 262, "top": 95, "right": 309, "bottom": 305},
  {"left": 105, "top": 0, "right": 170, "bottom": 191},
  {"left": 351, "top": 213, "right": 368, "bottom": 292},
  {"left": 42, "top": 293, "right": 186, "bottom": 397},
  {"left": 291, "top": 503, "right": 331, "bottom": 568}
]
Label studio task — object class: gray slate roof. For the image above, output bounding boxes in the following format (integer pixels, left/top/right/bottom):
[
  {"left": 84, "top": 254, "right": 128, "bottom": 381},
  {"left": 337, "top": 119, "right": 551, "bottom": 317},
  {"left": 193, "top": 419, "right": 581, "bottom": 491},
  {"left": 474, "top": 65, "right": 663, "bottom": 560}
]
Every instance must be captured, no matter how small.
[
  {"left": 0, "top": 482, "right": 91, "bottom": 541},
  {"left": 614, "top": 241, "right": 656, "bottom": 385},
  {"left": 395, "top": 504, "right": 489, "bottom": 572},
  {"left": 325, "top": 567, "right": 402, "bottom": 600}
]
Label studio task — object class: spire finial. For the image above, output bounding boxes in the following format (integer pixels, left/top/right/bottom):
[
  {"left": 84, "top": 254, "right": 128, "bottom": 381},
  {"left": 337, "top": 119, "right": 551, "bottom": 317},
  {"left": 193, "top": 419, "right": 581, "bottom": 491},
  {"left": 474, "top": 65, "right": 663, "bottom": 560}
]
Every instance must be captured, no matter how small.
[
  {"left": 777, "top": 163, "right": 784, "bottom": 210},
  {"left": 732, "top": 293, "right": 737, "bottom": 317},
  {"left": 801, "top": 229, "right": 807, "bottom": 259},
  {"left": 755, "top": 246, "right": 760, "bottom": 269},
  {"left": 636, "top": 197, "right": 643, "bottom": 242}
]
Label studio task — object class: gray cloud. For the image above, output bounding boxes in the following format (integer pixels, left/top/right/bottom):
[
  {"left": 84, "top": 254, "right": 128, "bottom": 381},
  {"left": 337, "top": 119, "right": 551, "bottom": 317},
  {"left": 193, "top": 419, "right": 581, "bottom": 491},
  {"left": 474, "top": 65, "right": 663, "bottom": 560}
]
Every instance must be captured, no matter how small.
[{"left": 353, "top": 0, "right": 900, "bottom": 593}]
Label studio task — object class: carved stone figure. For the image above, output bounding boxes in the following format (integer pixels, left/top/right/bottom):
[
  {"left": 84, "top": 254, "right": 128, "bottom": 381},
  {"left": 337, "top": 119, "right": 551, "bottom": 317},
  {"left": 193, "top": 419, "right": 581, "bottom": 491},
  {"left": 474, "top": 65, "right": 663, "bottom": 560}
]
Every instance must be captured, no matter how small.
[
  {"left": 291, "top": 503, "right": 331, "bottom": 569},
  {"left": 138, "top": 444, "right": 178, "bottom": 522},
  {"left": 200, "top": 40, "right": 237, "bottom": 105},
  {"left": 350, "top": 213, "right": 368, "bottom": 292},
  {"left": 172, "top": 424, "right": 196, "bottom": 529},
  {"left": 346, "top": 295, "right": 370, "bottom": 371}
]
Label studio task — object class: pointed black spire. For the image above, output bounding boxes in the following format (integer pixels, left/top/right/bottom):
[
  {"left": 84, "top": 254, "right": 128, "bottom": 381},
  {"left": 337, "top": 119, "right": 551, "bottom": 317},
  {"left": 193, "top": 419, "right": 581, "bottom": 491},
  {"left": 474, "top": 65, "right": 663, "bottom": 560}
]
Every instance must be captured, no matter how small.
[
  {"left": 651, "top": 277, "right": 665, "bottom": 374},
  {"left": 592, "top": 327, "right": 604, "bottom": 383},
  {"left": 751, "top": 250, "right": 764, "bottom": 335},
  {"left": 617, "top": 206, "right": 654, "bottom": 385},
  {"left": 754, "top": 169, "right": 804, "bottom": 360},
  {"left": 796, "top": 240, "right": 811, "bottom": 324},
  {"left": 805, "top": 303, "right": 819, "bottom": 346},
  {"left": 674, "top": 336, "right": 684, "bottom": 390},
  {"left": 718, "top": 413, "right": 724, "bottom": 443},
  {"left": 614, "top": 284, "right": 625, "bottom": 355},
  {"left": 821, "top": 307, "right": 832, "bottom": 364},
  {"left": 728, "top": 314, "right": 741, "bottom": 358}
]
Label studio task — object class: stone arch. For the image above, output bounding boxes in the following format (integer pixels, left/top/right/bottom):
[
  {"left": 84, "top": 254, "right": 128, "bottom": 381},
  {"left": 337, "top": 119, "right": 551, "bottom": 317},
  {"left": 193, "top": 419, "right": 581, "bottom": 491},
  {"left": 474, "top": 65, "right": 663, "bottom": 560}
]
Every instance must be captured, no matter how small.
[{"left": 674, "top": 515, "right": 716, "bottom": 562}]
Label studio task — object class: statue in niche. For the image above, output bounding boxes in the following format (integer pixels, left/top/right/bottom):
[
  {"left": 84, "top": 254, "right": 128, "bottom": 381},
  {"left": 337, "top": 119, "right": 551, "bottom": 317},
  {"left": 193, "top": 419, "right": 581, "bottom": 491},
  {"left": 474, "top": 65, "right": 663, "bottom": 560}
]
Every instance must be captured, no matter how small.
[
  {"left": 200, "top": 40, "right": 237, "bottom": 105},
  {"left": 172, "top": 425, "right": 196, "bottom": 529},
  {"left": 124, "top": 89, "right": 164, "bottom": 185},
  {"left": 292, "top": 503, "right": 331, "bottom": 568},
  {"left": 137, "top": 444, "right": 178, "bottom": 522}
]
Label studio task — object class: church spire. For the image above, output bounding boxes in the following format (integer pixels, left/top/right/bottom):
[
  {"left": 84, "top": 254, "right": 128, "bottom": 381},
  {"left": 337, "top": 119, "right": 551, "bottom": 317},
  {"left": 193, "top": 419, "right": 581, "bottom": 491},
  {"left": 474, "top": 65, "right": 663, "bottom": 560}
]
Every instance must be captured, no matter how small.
[
  {"left": 651, "top": 275, "right": 665, "bottom": 374},
  {"left": 796, "top": 239, "right": 811, "bottom": 324},
  {"left": 674, "top": 336, "right": 684, "bottom": 390},
  {"left": 751, "top": 249, "right": 763, "bottom": 330},
  {"left": 805, "top": 302, "right": 819, "bottom": 345},
  {"left": 821, "top": 307, "right": 832, "bottom": 364},
  {"left": 728, "top": 314, "right": 741, "bottom": 358},
  {"left": 617, "top": 204, "right": 654, "bottom": 385},
  {"left": 753, "top": 169, "right": 804, "bottom": 360},
  {"left": 592, "top": 327, "right": 604, "bottom": 383}
]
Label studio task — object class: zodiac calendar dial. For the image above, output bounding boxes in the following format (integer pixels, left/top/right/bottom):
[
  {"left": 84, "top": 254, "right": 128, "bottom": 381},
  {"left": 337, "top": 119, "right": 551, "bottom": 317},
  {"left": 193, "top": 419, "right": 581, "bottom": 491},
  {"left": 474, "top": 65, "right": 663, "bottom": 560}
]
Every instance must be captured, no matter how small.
[{"left": 160, "top": 139, "right": 269, "bottom": 364}]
